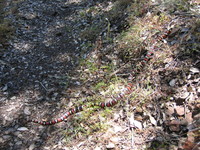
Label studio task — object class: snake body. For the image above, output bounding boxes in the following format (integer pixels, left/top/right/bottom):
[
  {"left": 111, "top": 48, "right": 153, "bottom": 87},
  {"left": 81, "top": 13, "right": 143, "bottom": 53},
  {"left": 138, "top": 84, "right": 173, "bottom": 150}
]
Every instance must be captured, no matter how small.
[{"left": 30, "top": 29, "right": 171, "bottom": 125}]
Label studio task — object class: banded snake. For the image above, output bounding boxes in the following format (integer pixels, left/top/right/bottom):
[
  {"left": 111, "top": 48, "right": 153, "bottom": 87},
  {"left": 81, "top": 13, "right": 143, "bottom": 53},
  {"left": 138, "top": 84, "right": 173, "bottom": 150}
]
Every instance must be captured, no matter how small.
[{"left": 30, "top": 28, "right": 172, "bottom": 125}]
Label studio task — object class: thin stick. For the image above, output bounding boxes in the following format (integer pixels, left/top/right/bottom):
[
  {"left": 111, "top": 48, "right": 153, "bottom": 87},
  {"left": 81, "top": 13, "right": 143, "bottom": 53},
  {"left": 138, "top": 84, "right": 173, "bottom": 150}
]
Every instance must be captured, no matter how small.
[{"left": 39, "top": 82, "right": 48, "bottom": 91}]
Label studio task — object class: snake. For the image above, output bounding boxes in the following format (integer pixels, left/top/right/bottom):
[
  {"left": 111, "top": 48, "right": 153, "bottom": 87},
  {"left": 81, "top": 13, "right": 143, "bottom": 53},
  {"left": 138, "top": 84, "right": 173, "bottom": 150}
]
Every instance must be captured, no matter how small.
[{"left": 30, "top": 28, "right": 171, "bottom": 125}]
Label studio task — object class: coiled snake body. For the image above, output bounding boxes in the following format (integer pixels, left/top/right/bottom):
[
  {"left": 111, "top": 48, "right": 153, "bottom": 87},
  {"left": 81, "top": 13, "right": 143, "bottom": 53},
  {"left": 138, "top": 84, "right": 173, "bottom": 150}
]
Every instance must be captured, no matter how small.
[{"left": 30, "top": 29, "right": 171, "bottom": 125}]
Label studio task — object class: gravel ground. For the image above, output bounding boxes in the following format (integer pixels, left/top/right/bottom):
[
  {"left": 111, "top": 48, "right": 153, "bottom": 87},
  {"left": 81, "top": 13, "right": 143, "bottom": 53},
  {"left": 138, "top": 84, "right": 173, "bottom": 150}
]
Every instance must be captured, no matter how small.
[{"left": 0, "top": 0, "right": 100, "bottom": 149}]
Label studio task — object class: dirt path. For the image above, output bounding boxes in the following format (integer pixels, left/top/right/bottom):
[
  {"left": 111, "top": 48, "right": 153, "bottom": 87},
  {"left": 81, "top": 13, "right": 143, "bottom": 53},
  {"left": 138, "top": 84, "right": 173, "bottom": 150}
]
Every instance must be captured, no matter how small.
[{"left": 0, "top": 0, "right": 99, "bottom": 149}]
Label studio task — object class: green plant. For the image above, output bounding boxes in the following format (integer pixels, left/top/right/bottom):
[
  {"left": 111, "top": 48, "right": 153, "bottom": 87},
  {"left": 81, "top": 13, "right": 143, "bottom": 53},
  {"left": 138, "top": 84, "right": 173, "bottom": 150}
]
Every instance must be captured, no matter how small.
[
  {"left": 80, "top": 25, "right": 102, "bottom": 42},
  {"left": 79, "top": 10, "right": 86, "bottom": 18},
  {"left": 100, "top": 107, "right": 112, "bottom": 118},
  {"left": 94, "top": 81, "right": 107, "bottom": 91}
]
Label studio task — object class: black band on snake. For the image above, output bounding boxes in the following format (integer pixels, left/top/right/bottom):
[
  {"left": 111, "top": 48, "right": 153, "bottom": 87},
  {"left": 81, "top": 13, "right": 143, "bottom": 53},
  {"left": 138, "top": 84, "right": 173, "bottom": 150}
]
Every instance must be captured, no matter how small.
[{"left": 30, "top": 29, "right": 171, "bottom": 125}]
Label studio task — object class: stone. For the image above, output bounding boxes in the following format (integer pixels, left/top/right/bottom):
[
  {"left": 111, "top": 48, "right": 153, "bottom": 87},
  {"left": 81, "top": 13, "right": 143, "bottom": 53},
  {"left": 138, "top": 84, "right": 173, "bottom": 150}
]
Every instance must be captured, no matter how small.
[
  {"left": 17, "top": 127, "right": 29, "bottom": 131},
  {"left": 24, "top": 107, "right": 31, "bottom": 115},
  {"left": 169, "top": 79, "right": 177, "bottom": 87}
]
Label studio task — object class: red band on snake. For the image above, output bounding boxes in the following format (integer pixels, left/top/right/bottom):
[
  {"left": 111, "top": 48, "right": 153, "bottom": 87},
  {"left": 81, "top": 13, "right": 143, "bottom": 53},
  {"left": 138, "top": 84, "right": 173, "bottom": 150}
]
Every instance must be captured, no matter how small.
[{"left": 29, "top": 29, "right": 171, "bottom": 125}]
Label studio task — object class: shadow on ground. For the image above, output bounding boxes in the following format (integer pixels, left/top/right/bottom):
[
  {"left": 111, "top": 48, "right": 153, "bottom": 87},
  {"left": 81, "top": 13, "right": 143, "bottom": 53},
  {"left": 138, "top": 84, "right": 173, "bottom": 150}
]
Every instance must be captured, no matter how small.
[{"left": 0, "top": 0, "right": 132, "bottom": 149}]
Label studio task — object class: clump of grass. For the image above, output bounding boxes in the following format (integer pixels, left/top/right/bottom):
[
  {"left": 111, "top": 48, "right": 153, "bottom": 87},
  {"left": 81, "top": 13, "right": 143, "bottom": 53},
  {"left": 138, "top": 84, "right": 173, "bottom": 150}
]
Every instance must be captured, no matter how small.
[
  {"left": 116, "top": 24, "right": 144, "bottom": 62},
  {"left": 151, "top": 13, "right": 171, "bottom": 26},
  {"left": 80, "top": 25, "right": 102, "bottom": 42},
  {"left": 94, "top": 81, "right": 107, "bottom": 91},
  {"left": 80, "top": 58, "right": 98, "bottom": 74}
]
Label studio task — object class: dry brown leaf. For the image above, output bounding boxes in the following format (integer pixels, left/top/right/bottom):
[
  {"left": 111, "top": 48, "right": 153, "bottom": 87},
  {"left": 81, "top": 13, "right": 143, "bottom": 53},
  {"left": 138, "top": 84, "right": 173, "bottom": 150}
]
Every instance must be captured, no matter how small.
[
  {"left": 166, "top": 106, "right": 174, "bottom": 115},
  {"left": 149, "top": 115, "right": 157, "bottom": 126},
  {"left": 185, "top": 112, "right": 193, "bottom": 124},
  {"left": 175, "top": 106, "right": 185, "bottom": 116},
  {"left": 182, "top": 139, "right": 195, "bottom": 150}
]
